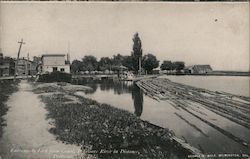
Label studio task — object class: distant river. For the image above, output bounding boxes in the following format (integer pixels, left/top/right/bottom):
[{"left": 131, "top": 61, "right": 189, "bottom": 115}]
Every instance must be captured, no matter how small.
[{"left": 160, "top": 75, "right": 250, "bottom": 97}]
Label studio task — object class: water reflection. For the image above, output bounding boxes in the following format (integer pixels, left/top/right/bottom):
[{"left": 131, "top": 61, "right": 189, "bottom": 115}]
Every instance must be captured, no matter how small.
[
  {"left": 72, "top": 77, "right": 250, "bottom": 154},
  {"left": 72, "top": 78, "right": 144, "bottom": 116},
  {"left": 132, "top": 83, "right": 143, "bottom": 117}
]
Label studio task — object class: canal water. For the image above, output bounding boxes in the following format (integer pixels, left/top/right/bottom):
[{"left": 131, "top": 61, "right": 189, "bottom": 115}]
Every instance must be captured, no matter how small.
[{"left": 73, "top": 76, "right": 250, "bottom": 155}]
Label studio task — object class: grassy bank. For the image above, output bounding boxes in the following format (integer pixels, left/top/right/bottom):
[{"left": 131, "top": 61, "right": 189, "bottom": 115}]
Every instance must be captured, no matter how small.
[
  {"left": 0, "top": 80, "right": 19, "bottom": 138},
  {"left": 34, "top": 83, "right": 194, "bottom": 159}
]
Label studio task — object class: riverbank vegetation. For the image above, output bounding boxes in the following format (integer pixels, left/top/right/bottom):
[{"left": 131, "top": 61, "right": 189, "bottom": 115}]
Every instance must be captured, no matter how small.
[
  {"left": 70, "top": 32, "right": 192, "bottom": 76},
  {"left": 33, "top": 83, "right": 195, "bottom": 159},
  {"left": 71, "top": 33, "right": 161, "bottom": 75},
  {"left": 0, "top": 80, "right": 19, "bottom": 137}
]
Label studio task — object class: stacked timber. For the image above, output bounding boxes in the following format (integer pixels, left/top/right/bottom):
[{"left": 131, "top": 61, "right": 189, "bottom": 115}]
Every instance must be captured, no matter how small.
[{"left": 136, "top": 78, "right": 250, "bottom": 148}]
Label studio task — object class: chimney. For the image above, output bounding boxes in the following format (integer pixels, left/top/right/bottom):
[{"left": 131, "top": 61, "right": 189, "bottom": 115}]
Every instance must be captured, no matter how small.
[{"left": 67, "top": 53, "right": 70, "bottom": 64}]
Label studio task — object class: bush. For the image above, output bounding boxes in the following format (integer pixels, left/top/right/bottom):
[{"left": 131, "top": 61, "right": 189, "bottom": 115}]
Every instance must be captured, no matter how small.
[{"left": 38, "top": 71, "right": 72, "bottom": 83}]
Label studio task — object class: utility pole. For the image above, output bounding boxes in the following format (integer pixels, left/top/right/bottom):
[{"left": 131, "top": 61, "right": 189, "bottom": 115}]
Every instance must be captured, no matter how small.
[
  {"left": 14, "top": 39, "right": 25, "bottom": 81},
  {"left": 26, "top": 53, "right": 29, "bottom": 78}
]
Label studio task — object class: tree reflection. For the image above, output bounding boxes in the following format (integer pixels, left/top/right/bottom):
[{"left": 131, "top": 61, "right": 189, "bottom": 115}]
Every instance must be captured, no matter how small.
[
  {"left": 73, "top": 78, "right": 144, "bottom": 117},
  {"left": 132, "top": 83, "right": 143, "bottom": 117}
]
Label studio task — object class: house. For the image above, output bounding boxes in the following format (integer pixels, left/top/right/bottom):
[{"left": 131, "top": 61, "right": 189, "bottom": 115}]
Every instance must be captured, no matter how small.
[
  {"left": 41, "top": 54, "right": 70, "bottom": 74},
  {"left": 16, "top": 58, "right": 38, "bottom": 76},
  {"left": 0, "top": 56, "right": 15, "bottom": 77},
  {"left": 187, "top": 65, "right": 213, "bottom": 74},
  {"left": 0, "top": 53, "right": 3, "bottom": 64},
  {"left": 0, "top": 50, "right": 15, "bottom": 76}
]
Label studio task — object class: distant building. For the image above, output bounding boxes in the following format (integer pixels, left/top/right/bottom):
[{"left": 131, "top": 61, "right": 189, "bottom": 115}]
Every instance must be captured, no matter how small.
[
  {"left": 33, "top": 56, "right": 42, "bottom": 65},
  {"left": 0, "top": 53, "right": 3, "bottom": 65},
  {"left": 187, "top": 65, "right": 213, "bottom": 74},
  {"left": 0, "top": 52, "right": 3, "bottom": 76},
  {"left": 41, "top": 54, "right": 70, "bottom": 74},
  {"left": 16, "top": 58, "right": 28, "bottom": 75},
  {"left": 0, "top": 49, "right": 14, "bottom": 77},
  {"left": 0, "top": 57, "right": 15, "bottom": 77},
  {"left": 16, "top": 58, "right": 38, "bottom": 76}
]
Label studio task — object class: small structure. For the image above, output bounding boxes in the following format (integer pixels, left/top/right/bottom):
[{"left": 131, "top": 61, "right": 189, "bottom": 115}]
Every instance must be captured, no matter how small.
[
  {"left": 152, "top": 68, "right": 160, "bottom": 75},
  {"left": 120, "top": 71, "right": 135, "bottom": 81},
  {"left": 187, "top": 65, "right": 213, "bottom": 74},
  {"left": 40, "top": 54, "right": 70, "bottom": 74}
]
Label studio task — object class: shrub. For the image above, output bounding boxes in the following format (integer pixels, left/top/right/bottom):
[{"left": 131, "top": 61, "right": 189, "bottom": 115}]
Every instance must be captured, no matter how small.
[{"left": 38, "top": 71, "right": 72, "bottom": 83}]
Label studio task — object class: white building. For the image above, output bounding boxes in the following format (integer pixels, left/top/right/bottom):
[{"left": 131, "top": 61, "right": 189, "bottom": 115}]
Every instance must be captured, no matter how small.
[{"left": 41, "top": 54, "right": 70, "bottom": 74}]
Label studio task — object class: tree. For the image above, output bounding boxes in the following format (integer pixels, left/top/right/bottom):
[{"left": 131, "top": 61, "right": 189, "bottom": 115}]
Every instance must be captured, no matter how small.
[
  {"left": 112, "top": 54, "right": 123, "bottom": 66},
  {"left": 82, "top": 55, "right": 98, "bottom": 72},
  {"left": 173, "top": 61, "right": 185, "bottom": 71},
  {"left": 122, "top": 56, "right": 133, "bottom": 71},
  {"left": 131, "top": 32, "right": 143, "bottom": 73},
  {"left": 71, "top": 60, "right": 83, "bottom": 73},
  {"left": 160, "top": 61, "right": 173, "bottom": 71},
  {"left": 98, "top": 57, "right": 112, "bottom": 71},
  {"left": 142, "top": 54, "right": 159, "bottom": 74}
]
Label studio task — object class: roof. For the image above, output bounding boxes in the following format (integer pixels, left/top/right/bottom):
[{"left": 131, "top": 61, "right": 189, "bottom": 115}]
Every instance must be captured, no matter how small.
[
  {"left": 193, "top": 65, "right": 212, "bottom": 70},
  {"left": 41, "top": 54, "right": 66, "bottom": 58}
]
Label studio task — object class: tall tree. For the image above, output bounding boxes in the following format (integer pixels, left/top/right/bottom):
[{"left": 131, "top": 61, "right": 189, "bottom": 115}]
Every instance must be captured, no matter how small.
[
  {"left": 131, "top": 32, "right": 143, "bottom": 73},
  {"left": 142, "top": 54, "right": 159, "bottom": 74}
]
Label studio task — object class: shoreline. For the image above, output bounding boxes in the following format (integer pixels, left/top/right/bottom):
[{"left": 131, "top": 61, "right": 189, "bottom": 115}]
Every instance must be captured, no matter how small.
[{"left": 33, "top": 82, "right": 200, "bottom": 159}]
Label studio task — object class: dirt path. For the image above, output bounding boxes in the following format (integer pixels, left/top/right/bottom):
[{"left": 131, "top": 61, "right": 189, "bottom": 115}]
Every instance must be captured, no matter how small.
[{"left": 0, "top": 80, "right": 81, "bottom": 159}]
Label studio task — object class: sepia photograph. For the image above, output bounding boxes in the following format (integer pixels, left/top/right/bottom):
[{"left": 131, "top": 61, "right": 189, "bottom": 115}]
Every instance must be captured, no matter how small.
[{"left": 0, "top": 2, "right": 249, "bottom": 159}]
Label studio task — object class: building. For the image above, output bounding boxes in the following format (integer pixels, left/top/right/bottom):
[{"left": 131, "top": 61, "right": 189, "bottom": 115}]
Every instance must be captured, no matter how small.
[
  {"left": 33, "top": 56, "right": 42, "bottom": 65},
  {"left": 15, "top": 58, "right": 38, "bottom": 76},
  {"left": 187, "top": 65, "right": 213, "bottom": 74},
  {"left": 0, "top": 53, "right": 3, "bottom": 65},
  {"left": 16, "top": 58, "right": 28, "bottom": 75},
  {"left": 0, "top": 49, "right": 15, "bottom": 76},
  {"left": 0, "top": 57, "right": 15, "bottom": 77},
  {"left": 41, "top": 54, "right": 70, "bottom": 74}
]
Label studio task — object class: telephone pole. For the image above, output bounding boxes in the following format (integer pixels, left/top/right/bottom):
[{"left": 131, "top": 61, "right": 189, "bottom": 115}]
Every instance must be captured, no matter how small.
[
  {"left": 26, "top": 53, "right": 30, "bottom": 78},
  {"left": 14, "top": 39, "right": 25, "bottom": 81}
]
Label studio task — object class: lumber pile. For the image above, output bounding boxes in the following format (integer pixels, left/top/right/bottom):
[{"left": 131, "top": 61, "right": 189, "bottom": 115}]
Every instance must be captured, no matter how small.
[{"left": 136, "top": 78, "right": 250, "bottom": 148}]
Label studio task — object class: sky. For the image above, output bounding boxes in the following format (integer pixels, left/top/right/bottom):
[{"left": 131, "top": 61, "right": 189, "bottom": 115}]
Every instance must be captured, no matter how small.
[{"left": 0, "top": 2, "right": 249, "bottom": 71}]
